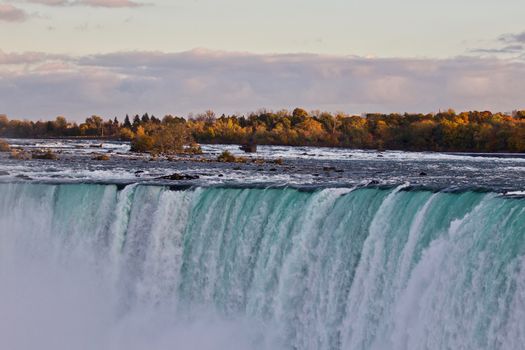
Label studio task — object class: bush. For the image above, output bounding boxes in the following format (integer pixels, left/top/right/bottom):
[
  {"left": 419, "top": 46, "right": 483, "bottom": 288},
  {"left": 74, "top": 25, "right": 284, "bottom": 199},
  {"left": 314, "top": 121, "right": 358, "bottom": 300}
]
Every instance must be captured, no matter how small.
[
  {"left": 217, "top": 150, "right": 247, "bottom": 163},
  {"left": 0, "top": 139, "right": 10, "bottom": 152},
  {"left": 92, "top": 154, "right": 110, "bottom": 161},
  {"left": 186, "top": 143, "right": 203, "bottom": 155},
  {"left": 119, "top": 127, "right": 135, "bottom": 141},
  {"left": 32, "top": 149, "right": 58, "bottom": 160},
  {"left": 10, "top": 150, "right": 31, "bottom": 160},
  {"left": 217, "top": 150, "right": 236, "bottom": 162},
  {"left": 130, "top": 126, "right": 154, "bottom": 153},
  {"left": 131, "top": 124, "right": 198, "bottom": 155}
]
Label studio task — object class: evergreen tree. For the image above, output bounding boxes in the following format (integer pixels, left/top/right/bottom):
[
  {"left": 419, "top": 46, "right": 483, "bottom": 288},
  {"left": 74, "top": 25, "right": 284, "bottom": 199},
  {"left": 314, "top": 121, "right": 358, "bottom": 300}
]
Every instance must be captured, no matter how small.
[
  {"left": 124, "top": 115, "right": 132, "bottom": 129},
  {"left": 132, "top": 115, "right": 141, "bottom": 131}
]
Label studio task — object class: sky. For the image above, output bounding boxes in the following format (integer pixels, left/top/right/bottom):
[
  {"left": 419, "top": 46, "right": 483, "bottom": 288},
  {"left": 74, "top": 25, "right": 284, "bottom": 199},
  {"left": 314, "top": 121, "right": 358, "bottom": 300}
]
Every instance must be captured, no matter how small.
[{"left": 0, "top": 0, "right": 524, "bottom": 120}]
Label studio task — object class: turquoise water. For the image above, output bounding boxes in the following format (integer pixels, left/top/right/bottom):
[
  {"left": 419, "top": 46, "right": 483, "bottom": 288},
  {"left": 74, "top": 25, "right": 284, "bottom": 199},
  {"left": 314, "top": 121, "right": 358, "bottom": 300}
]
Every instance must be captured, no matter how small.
[{"left": 0, "top": 183, "right": 524, "bottom": 349}]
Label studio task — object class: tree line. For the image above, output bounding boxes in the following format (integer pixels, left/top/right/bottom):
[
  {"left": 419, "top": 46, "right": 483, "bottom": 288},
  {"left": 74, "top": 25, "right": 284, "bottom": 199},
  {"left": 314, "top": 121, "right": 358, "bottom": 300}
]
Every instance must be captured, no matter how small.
[{"left": 1, "top": 108, "right": 525, "bottom": 153}]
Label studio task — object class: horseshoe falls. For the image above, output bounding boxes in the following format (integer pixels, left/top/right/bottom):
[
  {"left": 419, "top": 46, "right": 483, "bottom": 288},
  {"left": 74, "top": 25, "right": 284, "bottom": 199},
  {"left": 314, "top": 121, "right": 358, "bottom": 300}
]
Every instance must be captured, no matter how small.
[{"left": 1, "top": 183, "right": 525, "bottom": 350}]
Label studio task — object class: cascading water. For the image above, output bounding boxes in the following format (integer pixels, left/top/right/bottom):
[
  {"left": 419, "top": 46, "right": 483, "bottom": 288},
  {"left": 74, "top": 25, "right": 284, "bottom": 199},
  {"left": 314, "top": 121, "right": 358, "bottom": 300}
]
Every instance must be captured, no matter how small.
[{"left": 0, "top": 182, "right": 524, "bottom": 350}]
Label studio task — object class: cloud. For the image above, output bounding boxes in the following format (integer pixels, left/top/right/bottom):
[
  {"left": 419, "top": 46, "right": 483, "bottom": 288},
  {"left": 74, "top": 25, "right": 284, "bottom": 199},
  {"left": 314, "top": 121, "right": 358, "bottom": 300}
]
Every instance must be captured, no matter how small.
[
  {"left": 0, "top": 50, "right": 67, "bottom": 64},
  {"left": 25, "top": 0, "right": 145, "bottom": 7},
  {"left": 1, "top": 49, "right": 525, "bottom": 120},
  {"left": 472, "top": 45, "right": 524, "bottom": 55},
  {"left": 0, "top": 4, "right": 28, "bottom": 22},
  {"left": 500, "top": 31, "right": 525, "bottom": 44},
  {"left": 25, "top": 0, "right": 67, "bottom": 5},
  {"left": 471, "top": 31, "right": 525, "bottom": 58}
]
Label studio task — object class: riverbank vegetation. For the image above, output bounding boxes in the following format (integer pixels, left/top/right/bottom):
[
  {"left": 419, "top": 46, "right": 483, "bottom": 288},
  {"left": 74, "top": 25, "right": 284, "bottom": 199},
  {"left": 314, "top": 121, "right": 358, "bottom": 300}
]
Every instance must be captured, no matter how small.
[
  {"left": 1, "top": 109, "right": 525, "bottom": 153},
  {"left": 0, "top": 139, "right": 10, "bottom": 152},
  {"left": 217, "top": 150, "right": 247, "bottom": 163}
]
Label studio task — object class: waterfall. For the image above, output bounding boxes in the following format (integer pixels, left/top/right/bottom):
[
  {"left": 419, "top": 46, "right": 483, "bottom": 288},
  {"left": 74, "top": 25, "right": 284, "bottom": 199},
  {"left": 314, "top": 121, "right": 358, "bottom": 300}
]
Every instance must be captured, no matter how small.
[{"left": 1, "top": 183, "right": 524, "bottom": 350}]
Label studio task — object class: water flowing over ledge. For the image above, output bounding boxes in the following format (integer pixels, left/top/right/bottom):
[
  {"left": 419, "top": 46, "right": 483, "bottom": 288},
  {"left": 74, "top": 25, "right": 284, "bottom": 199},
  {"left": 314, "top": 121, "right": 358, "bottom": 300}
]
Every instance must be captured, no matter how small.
[{"left": 1, "top": 183, "right": 524, "bottom": 350}]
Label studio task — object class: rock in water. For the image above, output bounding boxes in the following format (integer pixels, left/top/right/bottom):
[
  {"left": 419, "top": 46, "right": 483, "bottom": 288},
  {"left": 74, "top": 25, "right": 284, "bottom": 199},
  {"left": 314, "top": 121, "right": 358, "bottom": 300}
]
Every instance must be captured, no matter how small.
[
  {"left": 240, "top": 143, "right": 257, "bottom": 153},
  {"left": 157, "top": 173, "right": 200, "bottom": 180}
]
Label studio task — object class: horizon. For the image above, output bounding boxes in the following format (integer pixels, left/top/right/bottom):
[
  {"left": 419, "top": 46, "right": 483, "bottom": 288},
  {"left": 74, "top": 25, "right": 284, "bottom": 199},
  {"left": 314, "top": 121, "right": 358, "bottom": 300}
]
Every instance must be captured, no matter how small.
[{"left": 2, "top": 106, "right": 524, "bottom": 124}]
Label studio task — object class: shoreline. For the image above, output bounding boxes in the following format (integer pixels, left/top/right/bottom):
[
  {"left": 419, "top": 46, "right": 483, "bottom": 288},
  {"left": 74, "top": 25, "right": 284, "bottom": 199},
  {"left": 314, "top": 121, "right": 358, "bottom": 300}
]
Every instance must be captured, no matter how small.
[{"left": 5, "top": 137, "right": 525, "bottom": 158}]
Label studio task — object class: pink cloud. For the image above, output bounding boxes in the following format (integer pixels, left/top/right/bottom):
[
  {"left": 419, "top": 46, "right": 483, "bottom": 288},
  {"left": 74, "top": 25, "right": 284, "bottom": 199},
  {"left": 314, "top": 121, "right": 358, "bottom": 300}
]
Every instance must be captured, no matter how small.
[
  {"left": 0, "top": 4, "right": 28, "bottom": 22},
  {"left": 1, "top": 49, "right": 525, "bottom": 120},
  {"left": 26, "top": 0, "right": 145, "bottom": 7},
  {"left": 79, "top": 0, "right": 144, "bottom": 7}
]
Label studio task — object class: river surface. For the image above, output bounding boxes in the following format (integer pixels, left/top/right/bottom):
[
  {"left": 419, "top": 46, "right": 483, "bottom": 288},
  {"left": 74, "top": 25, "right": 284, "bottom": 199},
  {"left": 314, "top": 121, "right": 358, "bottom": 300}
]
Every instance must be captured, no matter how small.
[{"left": 2, "top": 138, "right": 525, "bottom": 193}]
